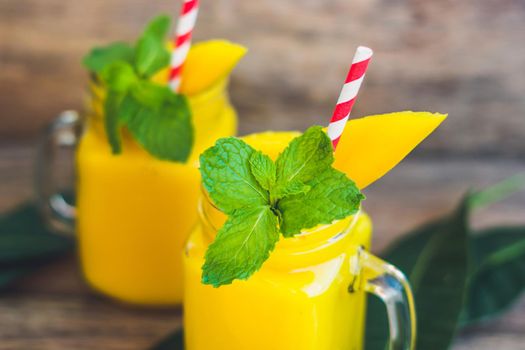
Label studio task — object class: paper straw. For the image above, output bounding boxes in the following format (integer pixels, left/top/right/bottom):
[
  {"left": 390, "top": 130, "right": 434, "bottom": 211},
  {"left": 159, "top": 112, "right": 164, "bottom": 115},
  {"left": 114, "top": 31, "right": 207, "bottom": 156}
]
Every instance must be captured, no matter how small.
[
  {"left": 327, "top": 46, "right": 373, "bottom": 149},
  {"left": 169, "top": 0, "right": 200, "bottom": 92}
]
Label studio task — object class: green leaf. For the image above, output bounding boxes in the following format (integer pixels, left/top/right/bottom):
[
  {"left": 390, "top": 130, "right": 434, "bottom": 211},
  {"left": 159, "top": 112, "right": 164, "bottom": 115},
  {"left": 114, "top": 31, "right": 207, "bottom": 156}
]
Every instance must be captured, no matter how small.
[
  {"left": 202, "top": 206, "right": 279, "bottom": 287},
  {"left": 200, "top": 138, "right": 269, "bottom": 214},
  {"left": 104, "top": 92, "right": 124, "bottom": 154},
  {"left": 135, "top": 15, "right": 171, "bottom": 78},
  {"left": 0, "top": 203, "right": 74, "bottom": 291},
  {"left": 141, "top": 14, "right": 172, "bottom": 41},
  {"left": 0, "top": 204, "right": 47, "bottom": 235},
  {"left": 0, "top": 267, "right": 34, "bottom": 289},
  {"left": 460, "top": 226, "right": 525, "bottom": 326},
  {"left": 278, "top": 167, "right": 363, "bottom": 236},
  {"left": 150, "top": 329, "right": 184, "bottom": 350},
  {"left": 199, "top": 127, "right": 364, "bottom": 286},
  {"left": 98, "top": 62, "right": 137, "bottom": 155},
  {"left": 128, "top": 80, "right": 172, "bottom": 109},
  {"left": 83, "top": 42, "right": 134, "bottom": 73},
  {"left": 83, "top": 15, "right": 194, "bottom": 163},
  {"left": 121, "top": 82, "right": 194, "bottom": 162},
  {"left": 249, "top": 151, "right": 276, "bottom": 192},
  {"left": 272, "top": 180, "right": 311, "bottom": 199},
  {"left": 469, "top": 173, "right": 525, "bottom": 210},
  {"left": 275, "top": 126, "right": 333, "bottom": 186},
  {"left": 366, "top": 197, "right": 470, "bottom": 350},
  {"left": 100, "top": 62, "right": 138, "bottom": 92},
  {"left": 0, "top": 204, "right": 74, "bottom": 263},
  {"left": 0, "top": 232, "right": 73, "bottom": 263}
]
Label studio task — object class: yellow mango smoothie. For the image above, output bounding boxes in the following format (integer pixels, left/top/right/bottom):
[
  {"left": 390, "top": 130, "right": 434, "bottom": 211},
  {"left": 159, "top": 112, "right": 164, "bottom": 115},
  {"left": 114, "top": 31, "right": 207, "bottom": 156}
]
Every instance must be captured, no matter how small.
[
  {"left": 77, "top": 35, "right": 246, "bottom": 305},
  {"left": 184, "top": 132, "right": 373, "bottom": 349},
  {"left": 184, "top": 112, "right": 445, "bottom": 349}
]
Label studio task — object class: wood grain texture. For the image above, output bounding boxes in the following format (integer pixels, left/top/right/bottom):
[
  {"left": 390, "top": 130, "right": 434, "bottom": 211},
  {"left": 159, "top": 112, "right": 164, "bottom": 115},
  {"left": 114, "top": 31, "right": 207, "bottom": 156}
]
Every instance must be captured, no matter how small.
[
  {"left": 0, "top": 293, "right": 180, "bottom": 350},
  {"left": 1, "top": 0, "right": 525, "bottom": 156},
  {"left": 1, "top": 144, "right": 524, "bottom": 349}
]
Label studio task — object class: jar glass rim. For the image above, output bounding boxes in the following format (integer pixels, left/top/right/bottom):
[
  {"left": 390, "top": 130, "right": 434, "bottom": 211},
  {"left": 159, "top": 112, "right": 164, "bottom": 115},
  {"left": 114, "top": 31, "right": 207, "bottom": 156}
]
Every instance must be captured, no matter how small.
[
  {"left": 88, "top": 74, "right": 229, "bottom": 108},
  {"left": 197, "top": 188, "right": 361, "bottom": 257}
]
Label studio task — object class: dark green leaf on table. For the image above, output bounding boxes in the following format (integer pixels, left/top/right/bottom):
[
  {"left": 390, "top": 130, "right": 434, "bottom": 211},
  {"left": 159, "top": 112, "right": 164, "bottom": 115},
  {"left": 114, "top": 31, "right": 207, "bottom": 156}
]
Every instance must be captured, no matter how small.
[
  {"left": 0, "top": 203, "right": 74, "bottom": 291},
  {"left": 0, "top": 232, "right": 73, "bottom": 263},
  {"left": 366, "top": 196, "right": 470, "bottom": 350},
  {"left": 150, "top": 328, "right": 184, "bottom": 350},
  {"left": 460, "top": 226, "right": 525, "bottom": 326}
]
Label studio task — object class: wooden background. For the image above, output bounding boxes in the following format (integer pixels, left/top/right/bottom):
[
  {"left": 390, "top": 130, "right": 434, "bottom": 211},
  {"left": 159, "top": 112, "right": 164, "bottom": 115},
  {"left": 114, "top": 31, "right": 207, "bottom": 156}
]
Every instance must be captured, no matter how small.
[
  {"left": 1, "top": 0, "right": 525, "bottom": 157},
  {"left": 1, "top": 0, "right": 525, "bottom": 349}
]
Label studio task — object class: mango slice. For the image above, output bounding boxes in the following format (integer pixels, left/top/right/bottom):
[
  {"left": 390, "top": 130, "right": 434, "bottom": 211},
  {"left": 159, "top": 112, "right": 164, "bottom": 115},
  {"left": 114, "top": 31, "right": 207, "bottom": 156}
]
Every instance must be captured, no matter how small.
[
  {"left": 153, "top": 40, "right": 246, "bottom": 96},
  {"left": 333, "top": 111, "right": 447, "bottom": 189},
  {"left": 242, "top": 111, "right": 445, "bottom": 190},
  {"left": 181, "top": 40, "right": 246, "bottom": 96}
]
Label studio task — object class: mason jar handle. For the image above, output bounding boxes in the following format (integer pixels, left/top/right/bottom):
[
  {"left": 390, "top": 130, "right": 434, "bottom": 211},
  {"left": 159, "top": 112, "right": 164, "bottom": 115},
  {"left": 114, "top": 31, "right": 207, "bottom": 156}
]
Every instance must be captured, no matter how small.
[
  {"left": 35, "top": 110, "right": 81, "bottom": 235},
  {"left": 352, "top": 248, "right": 417, "bottom": 350}
]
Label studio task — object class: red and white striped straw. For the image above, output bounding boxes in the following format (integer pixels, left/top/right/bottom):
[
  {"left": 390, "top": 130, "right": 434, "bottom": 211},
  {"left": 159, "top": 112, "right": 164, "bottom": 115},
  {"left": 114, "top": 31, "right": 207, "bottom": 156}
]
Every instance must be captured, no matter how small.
[
  {"left": 169, "top": 0, "right": 200, "bottom": 92},
  {"left": 327, "top": 46, "right": 373, "bottom": 149}
]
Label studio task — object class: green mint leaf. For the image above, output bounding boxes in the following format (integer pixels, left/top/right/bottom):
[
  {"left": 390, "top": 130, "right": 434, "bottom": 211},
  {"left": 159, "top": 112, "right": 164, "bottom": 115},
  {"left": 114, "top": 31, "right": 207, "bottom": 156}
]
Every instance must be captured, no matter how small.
[
  {"left": 199, "top": 125, "right": 365, "bottom": 287},
  {"left": 200, "top": 138, "right": 269, "bottom": 214},
  {"left": 84, "top": 15, "right": 194, "bottom": 162},
  {"left": 104, "top": 92, "right": 124, "bottom": 154},
  {"left": 202, "top": 206, "right": 279, "bottom": 287},
  {"left": 249, "top": 151, "right": 276, "bottom": 191},
  {"left": 135, "top": 15, "right": 171, "bottom": 78},
  {"left": 126, "top": 79, "right": 170, "bottom": 108},
  {"left": 278, "top": 167, "right": 364, "bottom": 236},
  {"left": 141, "top": 14, "right": 172, "bottom": 39},
  {"left": 83, "top": 42, "right": 134, "bottom": 73},
  {"left": 272, "top": 180, "right": 311, "bottom": 199},
  {"left": 99, "top": 62, "right": 138, "bottom": 154},
  {"left": 100, "top": 62, "right": 138, "bottom": 92},
  {"left": 275, "top": 126, "right": 333, "bottom": 186},
  {"left": 120, "top": 81, "right": 193, "bottom": 162}
]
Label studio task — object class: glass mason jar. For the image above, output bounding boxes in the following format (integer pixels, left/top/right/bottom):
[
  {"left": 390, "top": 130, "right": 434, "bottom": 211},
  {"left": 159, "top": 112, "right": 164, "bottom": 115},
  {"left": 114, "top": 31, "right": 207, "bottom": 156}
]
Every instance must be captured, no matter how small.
[
  {"left": 36, "top": 77, "right": 237, "bottom": 306},
  {"left": 183, "top": 132, "right": 416, "bottom": 350}
]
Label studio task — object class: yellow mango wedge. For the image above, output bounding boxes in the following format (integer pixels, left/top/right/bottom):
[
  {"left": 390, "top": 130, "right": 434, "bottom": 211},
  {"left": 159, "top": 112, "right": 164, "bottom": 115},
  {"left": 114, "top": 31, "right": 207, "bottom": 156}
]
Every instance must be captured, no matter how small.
[
  {"left": 153, "top": 40, "right": 246, "bottom": 95},
  {"left": 333, "top": 111, "right": 447, "bottom": 189},
  {"left": 180, "top": 40, "right": 246, "bottom": 95}
]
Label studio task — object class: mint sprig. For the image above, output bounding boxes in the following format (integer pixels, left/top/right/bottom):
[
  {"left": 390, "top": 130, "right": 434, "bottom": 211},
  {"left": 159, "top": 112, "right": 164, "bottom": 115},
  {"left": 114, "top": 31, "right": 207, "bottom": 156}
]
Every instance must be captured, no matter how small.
[
  {"left": 199, "top": 126, "right": 365, "bottom": 287},
  {"left": 83, "top": 15, "right": 193, "bottom": 162},
  {"left": 202, "top": 206, "right": 279, "bottom": 287},
  {"left": 83, "top": 42, "right": 134, "bottom": 74},
  {"left": 134, "top": 15, "right": 171, "bottom": 78}
]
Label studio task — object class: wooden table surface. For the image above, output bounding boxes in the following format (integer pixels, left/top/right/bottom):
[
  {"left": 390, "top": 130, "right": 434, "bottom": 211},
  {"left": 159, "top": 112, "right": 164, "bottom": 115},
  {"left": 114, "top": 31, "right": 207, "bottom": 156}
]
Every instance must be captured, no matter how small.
[{"left": 1, "top": 144, "right": 524, "bottom": 350}]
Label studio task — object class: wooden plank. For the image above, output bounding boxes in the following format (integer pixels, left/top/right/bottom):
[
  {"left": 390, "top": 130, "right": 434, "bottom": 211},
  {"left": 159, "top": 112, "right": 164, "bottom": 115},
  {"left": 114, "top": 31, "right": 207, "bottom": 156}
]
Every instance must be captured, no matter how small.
[
  {"left": 454, "top": 297, "right": 525, "bottom": 349},
  {"left": 1, "top": 0, "right": 525, "bottom": 157},
  {"left": 0, "top": 294, "right": 180, "bottom": 350}
]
